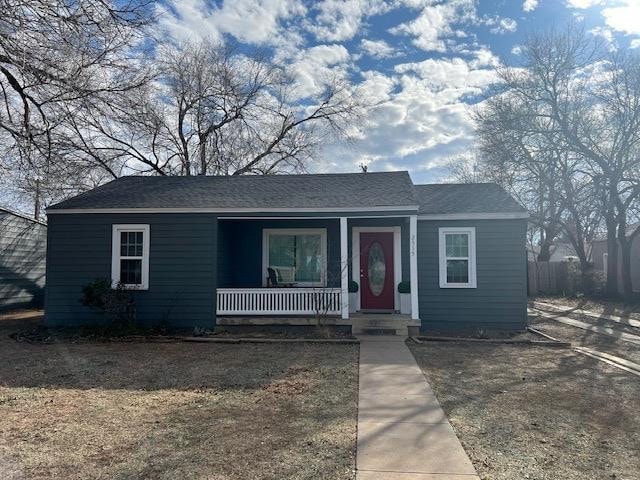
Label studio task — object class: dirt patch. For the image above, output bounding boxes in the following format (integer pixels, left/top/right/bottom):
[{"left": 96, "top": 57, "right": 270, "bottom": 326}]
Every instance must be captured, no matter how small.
[
  {"left": 0, "top": 316, "right": 358, "bottom": 479},
  {"left": 408, "top": 342, "right": 640, "bottom": 480}
]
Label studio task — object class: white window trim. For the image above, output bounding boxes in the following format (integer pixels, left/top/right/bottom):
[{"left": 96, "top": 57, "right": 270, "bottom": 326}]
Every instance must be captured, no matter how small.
[
  {"left": 111, "top": 224, "right": 150, "bottom": 290},
  {"left": 439, "top": 227, "right": 477, "bottom": 289},
  {"left": 262, "top": 228, "right": 328, "bottom": 287}
]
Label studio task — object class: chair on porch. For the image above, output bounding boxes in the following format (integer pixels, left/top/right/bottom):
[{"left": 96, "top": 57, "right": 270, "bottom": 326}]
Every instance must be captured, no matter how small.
[
  {"left": 267, "top": 266, "right": 295, "bottom": 287},
  {"left": 267, "top": 267, "right": 279, "bottom": 287}
]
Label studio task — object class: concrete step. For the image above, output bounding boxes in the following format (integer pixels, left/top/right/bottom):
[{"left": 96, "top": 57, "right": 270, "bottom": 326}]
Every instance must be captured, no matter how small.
[
  {"left": 351, "top": 314, "right": 415, "bottom": 336},
  {"left": 353, "top": 325, "right": 409, "bottom": 336}
]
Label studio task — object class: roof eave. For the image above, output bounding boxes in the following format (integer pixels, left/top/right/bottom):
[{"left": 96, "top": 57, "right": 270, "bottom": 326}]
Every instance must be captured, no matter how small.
[
  {"left": 46, "top": 205, "right": 421, "bottom": 215},
  {"left": 418, "top": 212, "right": 529, "bottom": 220}
]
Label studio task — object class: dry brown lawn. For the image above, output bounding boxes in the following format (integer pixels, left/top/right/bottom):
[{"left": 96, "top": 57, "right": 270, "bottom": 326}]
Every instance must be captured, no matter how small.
[
  {"left": 535, "top": 295, "right": 640, "bottom": 321},
  {"left": 408, "top": 341, "right": 640, "bottom": 480},
  {"left": 0, "top": 312, "right": 358, "bottom": 480}
]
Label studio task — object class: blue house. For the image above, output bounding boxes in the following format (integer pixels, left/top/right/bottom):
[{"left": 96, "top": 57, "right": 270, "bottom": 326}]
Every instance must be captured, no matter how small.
[{"left": 44, "top": 172, "right": 528, "bottom": 334}]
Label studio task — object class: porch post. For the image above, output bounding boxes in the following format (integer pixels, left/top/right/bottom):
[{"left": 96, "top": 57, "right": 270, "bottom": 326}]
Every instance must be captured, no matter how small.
[
  {"left": 340, "top": 216, "right": 349, "bottom": 319},
  {"left": 409, "top": 215, "right": 420, "bottom": 320}
]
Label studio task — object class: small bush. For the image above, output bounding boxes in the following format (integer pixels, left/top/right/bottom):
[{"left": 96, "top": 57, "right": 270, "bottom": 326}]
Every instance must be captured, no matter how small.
[
  {"left": 81, "top": 278, "right": 136, "bottom": 327},
  {"left": 397, "top": 281, "right": 411, "bottom": 293},
  {"left": 580, "top": 269, "right": 606, "bottom": 296},
  {"left": 348, "top": 280, "right": 359, "bottom": 293}
]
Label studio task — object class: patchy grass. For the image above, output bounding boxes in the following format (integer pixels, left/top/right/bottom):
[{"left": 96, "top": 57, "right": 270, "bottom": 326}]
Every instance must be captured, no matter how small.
[
  {"left": 534, "top": 295, "right": 640, "bottom": 321},
  {"left": 0, "top": 312, "right": 358, "bottom": 479},
  {"left": 408, "top": 341, "right": 640, "bottom": 480}
]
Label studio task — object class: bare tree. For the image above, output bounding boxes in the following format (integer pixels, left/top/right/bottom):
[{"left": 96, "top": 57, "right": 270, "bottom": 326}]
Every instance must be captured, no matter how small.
[
  {"left": 468, "top": 24, "right": 640, "bottom": 298},
  {"left": 472, "top": 92, "right": 567, "bottom": 262},
  {"left": 0, "top": 0, "right": 154, "bottom": 214},
  {"left": 525, "top": 30, "right": 640, "bottom": 298},
  {"left": 72, "top": 40, "right": 363, "bottom": 178}
]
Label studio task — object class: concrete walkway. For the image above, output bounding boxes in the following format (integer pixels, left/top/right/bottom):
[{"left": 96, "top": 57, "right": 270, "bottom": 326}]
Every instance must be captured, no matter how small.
[{"left": 356, "top": 336, "right": 479, "bottom": 480}]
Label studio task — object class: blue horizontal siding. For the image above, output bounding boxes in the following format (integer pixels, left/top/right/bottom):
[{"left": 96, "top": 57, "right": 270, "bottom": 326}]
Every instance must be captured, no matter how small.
[
  {"left": 217, "top": 219, "right": 341, "bottom": 288},
  {"left": 45, "top": 213, "right": 217, "bottom": 328},
  {"left": 417, "top": 219, "right": 527, "bottom": 332}
]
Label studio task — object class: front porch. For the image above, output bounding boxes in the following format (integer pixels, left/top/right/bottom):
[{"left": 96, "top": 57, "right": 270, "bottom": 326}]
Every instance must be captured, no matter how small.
[{"left": 216, "top": 215, "right": 420, "bottom": 326}]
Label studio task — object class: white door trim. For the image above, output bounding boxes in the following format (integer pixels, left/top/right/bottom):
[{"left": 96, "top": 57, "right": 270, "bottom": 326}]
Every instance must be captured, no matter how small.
[{"left": 352, "top": 226, "right": 402, "bottom": 312}]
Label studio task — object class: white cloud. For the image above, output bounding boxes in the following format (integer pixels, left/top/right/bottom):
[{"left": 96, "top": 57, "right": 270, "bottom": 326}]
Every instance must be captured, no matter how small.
[
  {"left": 511, "top": 45, "right": 523, "bottom": 55},
  {"left": 157, "top": 0, "right": 306, "bottom": 46},
  {"left": 359, "top": 70, "right": 398, "bottom": 104},
  {"left": 306, "top": 0, "right": 390, "bottom": 41},
  {"left": 394, "top": 57, "right": 499, "bottom": 91},
  {"left": 566, "top": 0, "right": 603, "bottom": 8},
  {"left": 389, "top": 0, "right": 476, "bottom": 52},
  {"left": 360, "top": 39, "right": 397, "bottom": 58},
  {"left": 489, "top": 17, "right": 518, "bottom": 34},
  {"left": 523, "top": 0, "right": 539, "bottom": 12},
  {"left": 566, "top": 0, "right": 640, "bottom": 36},
  {"left": 589, "top": 26, "right": 617, "bottom": 50},
  {"left": 469, "top": 48, "right": 501, "bottom": 68},
  {"left": 289, "top": 45, "right": 351, "bottom": 98},
  {"left": 322, "top": 52, "right": 500, "bottom": 175},
  {"left": 631, "top": 38, "right": 640, "bottom": 49},
  {"left": 602, "top": 2, "right": 640, "bottom": 36}
]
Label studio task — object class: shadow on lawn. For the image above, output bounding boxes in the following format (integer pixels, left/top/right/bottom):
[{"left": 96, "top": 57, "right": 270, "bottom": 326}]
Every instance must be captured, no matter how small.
[
  {"left": 534, "top": 295, "right": 640, "bottom": 327},
  {"left": 407, "top": 339, "right": 640, "bottom": 478},
  {"left": 0, "top": 313, "right": 357, "bottom": 393},
  {"left": 0, "top": 315, "right": 359, "bottom": 479}
]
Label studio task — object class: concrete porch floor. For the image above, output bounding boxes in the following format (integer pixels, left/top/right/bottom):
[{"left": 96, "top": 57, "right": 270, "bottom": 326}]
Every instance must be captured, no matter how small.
[{"left": 356, "top": 335, "right": 479, "bottom": 479}]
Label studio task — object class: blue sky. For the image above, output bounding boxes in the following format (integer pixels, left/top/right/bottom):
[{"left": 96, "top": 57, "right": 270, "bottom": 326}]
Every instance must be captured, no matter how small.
[{"left": 156, "top": 0, "right": 640, "bottom": 183}]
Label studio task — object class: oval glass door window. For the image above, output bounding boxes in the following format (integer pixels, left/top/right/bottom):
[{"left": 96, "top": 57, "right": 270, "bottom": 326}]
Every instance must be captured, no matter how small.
[{"left": 368, "top": 242, "right": 386, "bottom": 296}]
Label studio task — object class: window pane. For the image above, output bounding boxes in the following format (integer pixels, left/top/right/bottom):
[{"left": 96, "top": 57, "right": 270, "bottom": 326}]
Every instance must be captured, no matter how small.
[
  {"left": 446, "top": 233, "right": 469, "bottom": 257},
  {"left": 120, "top": 232, "right": 127, "bottom": 256},
  {"left": 267, "top": 233, "right": 322, "bottom": 284},
  {"left": 120, "top": 259, "right": 142, "bottom": 285},
  {"left": 295, "top": 235, "right": 321, "bottom": 283},
  {"left": 120, "top": 230, "right": 144, "bottom": 257},
  {"left": 367, "top": 241, "right": 386, "bottom": 296},
  {"left": 268, "top": 235, "right": 295, "bottom": 282},
  {"left": 446, "top": 259, "right": 469, "bottom": 283}
]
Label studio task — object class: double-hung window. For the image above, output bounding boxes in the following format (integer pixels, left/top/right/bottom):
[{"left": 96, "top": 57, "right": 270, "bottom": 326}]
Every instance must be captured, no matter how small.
[
  {"left": 262, "top": 228, "right": 327, "bottom": 286},
  {"left": 439, "top": 227, "right": 477, "bottom": 288},
  {"left": 111, "top": 224, "right": 150, "bottom": 289}
]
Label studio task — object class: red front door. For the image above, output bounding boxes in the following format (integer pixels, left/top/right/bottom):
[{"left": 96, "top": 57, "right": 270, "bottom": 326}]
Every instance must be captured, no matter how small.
[{"left": 360, "top": 232, "right": 395, "bottom": 311}]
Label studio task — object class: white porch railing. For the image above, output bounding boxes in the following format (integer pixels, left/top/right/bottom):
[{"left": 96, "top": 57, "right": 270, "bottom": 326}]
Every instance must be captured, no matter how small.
[{"left": 216, "top": 288, "right": 342, "bottom": 315}]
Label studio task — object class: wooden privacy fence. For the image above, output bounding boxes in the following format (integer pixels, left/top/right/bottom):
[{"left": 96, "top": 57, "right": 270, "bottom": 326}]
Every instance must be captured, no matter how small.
[{"left": 528, "top": 261, "right": 580, "bottom": 296}]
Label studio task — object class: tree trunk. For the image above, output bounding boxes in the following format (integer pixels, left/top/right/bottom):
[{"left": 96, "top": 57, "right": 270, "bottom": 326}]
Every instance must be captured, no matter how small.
[
  {"left": 605, "top": 217, "right": 619, "bottom": 297},
  {"left": 619, "top": 236, "right": 634, "bottom": 300},
  {"left": 579, "top": 257, "right": 593, "bottom": 294},
  {"left": 34, "top": 179, "right": 41, "bottom": 220},
  {"left": 537, "top": 226, "right": 555, "bottom": 262}
]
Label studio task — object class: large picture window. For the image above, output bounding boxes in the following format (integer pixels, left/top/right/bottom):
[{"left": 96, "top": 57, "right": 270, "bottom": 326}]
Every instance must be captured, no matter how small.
[
  {"left": 262, "top": 229, "right": 327, "bottom": 286},
  {"left": 438, "top": 227, "right": 476, "bottom": 288},
  {"left": 112, "top": 224, "right": 150, "bottom": 289}
]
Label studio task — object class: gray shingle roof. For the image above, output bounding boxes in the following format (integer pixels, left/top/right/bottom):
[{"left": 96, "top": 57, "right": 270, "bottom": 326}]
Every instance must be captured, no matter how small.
[
  {"left": 47, "top": 174, "right": 526, "bottom": 216},
  {"left": 48, "top": 172, "right": 418, "bottom": 211},
  {"left": 414, "top": 183, "right": 527, "bottom": 215}
]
